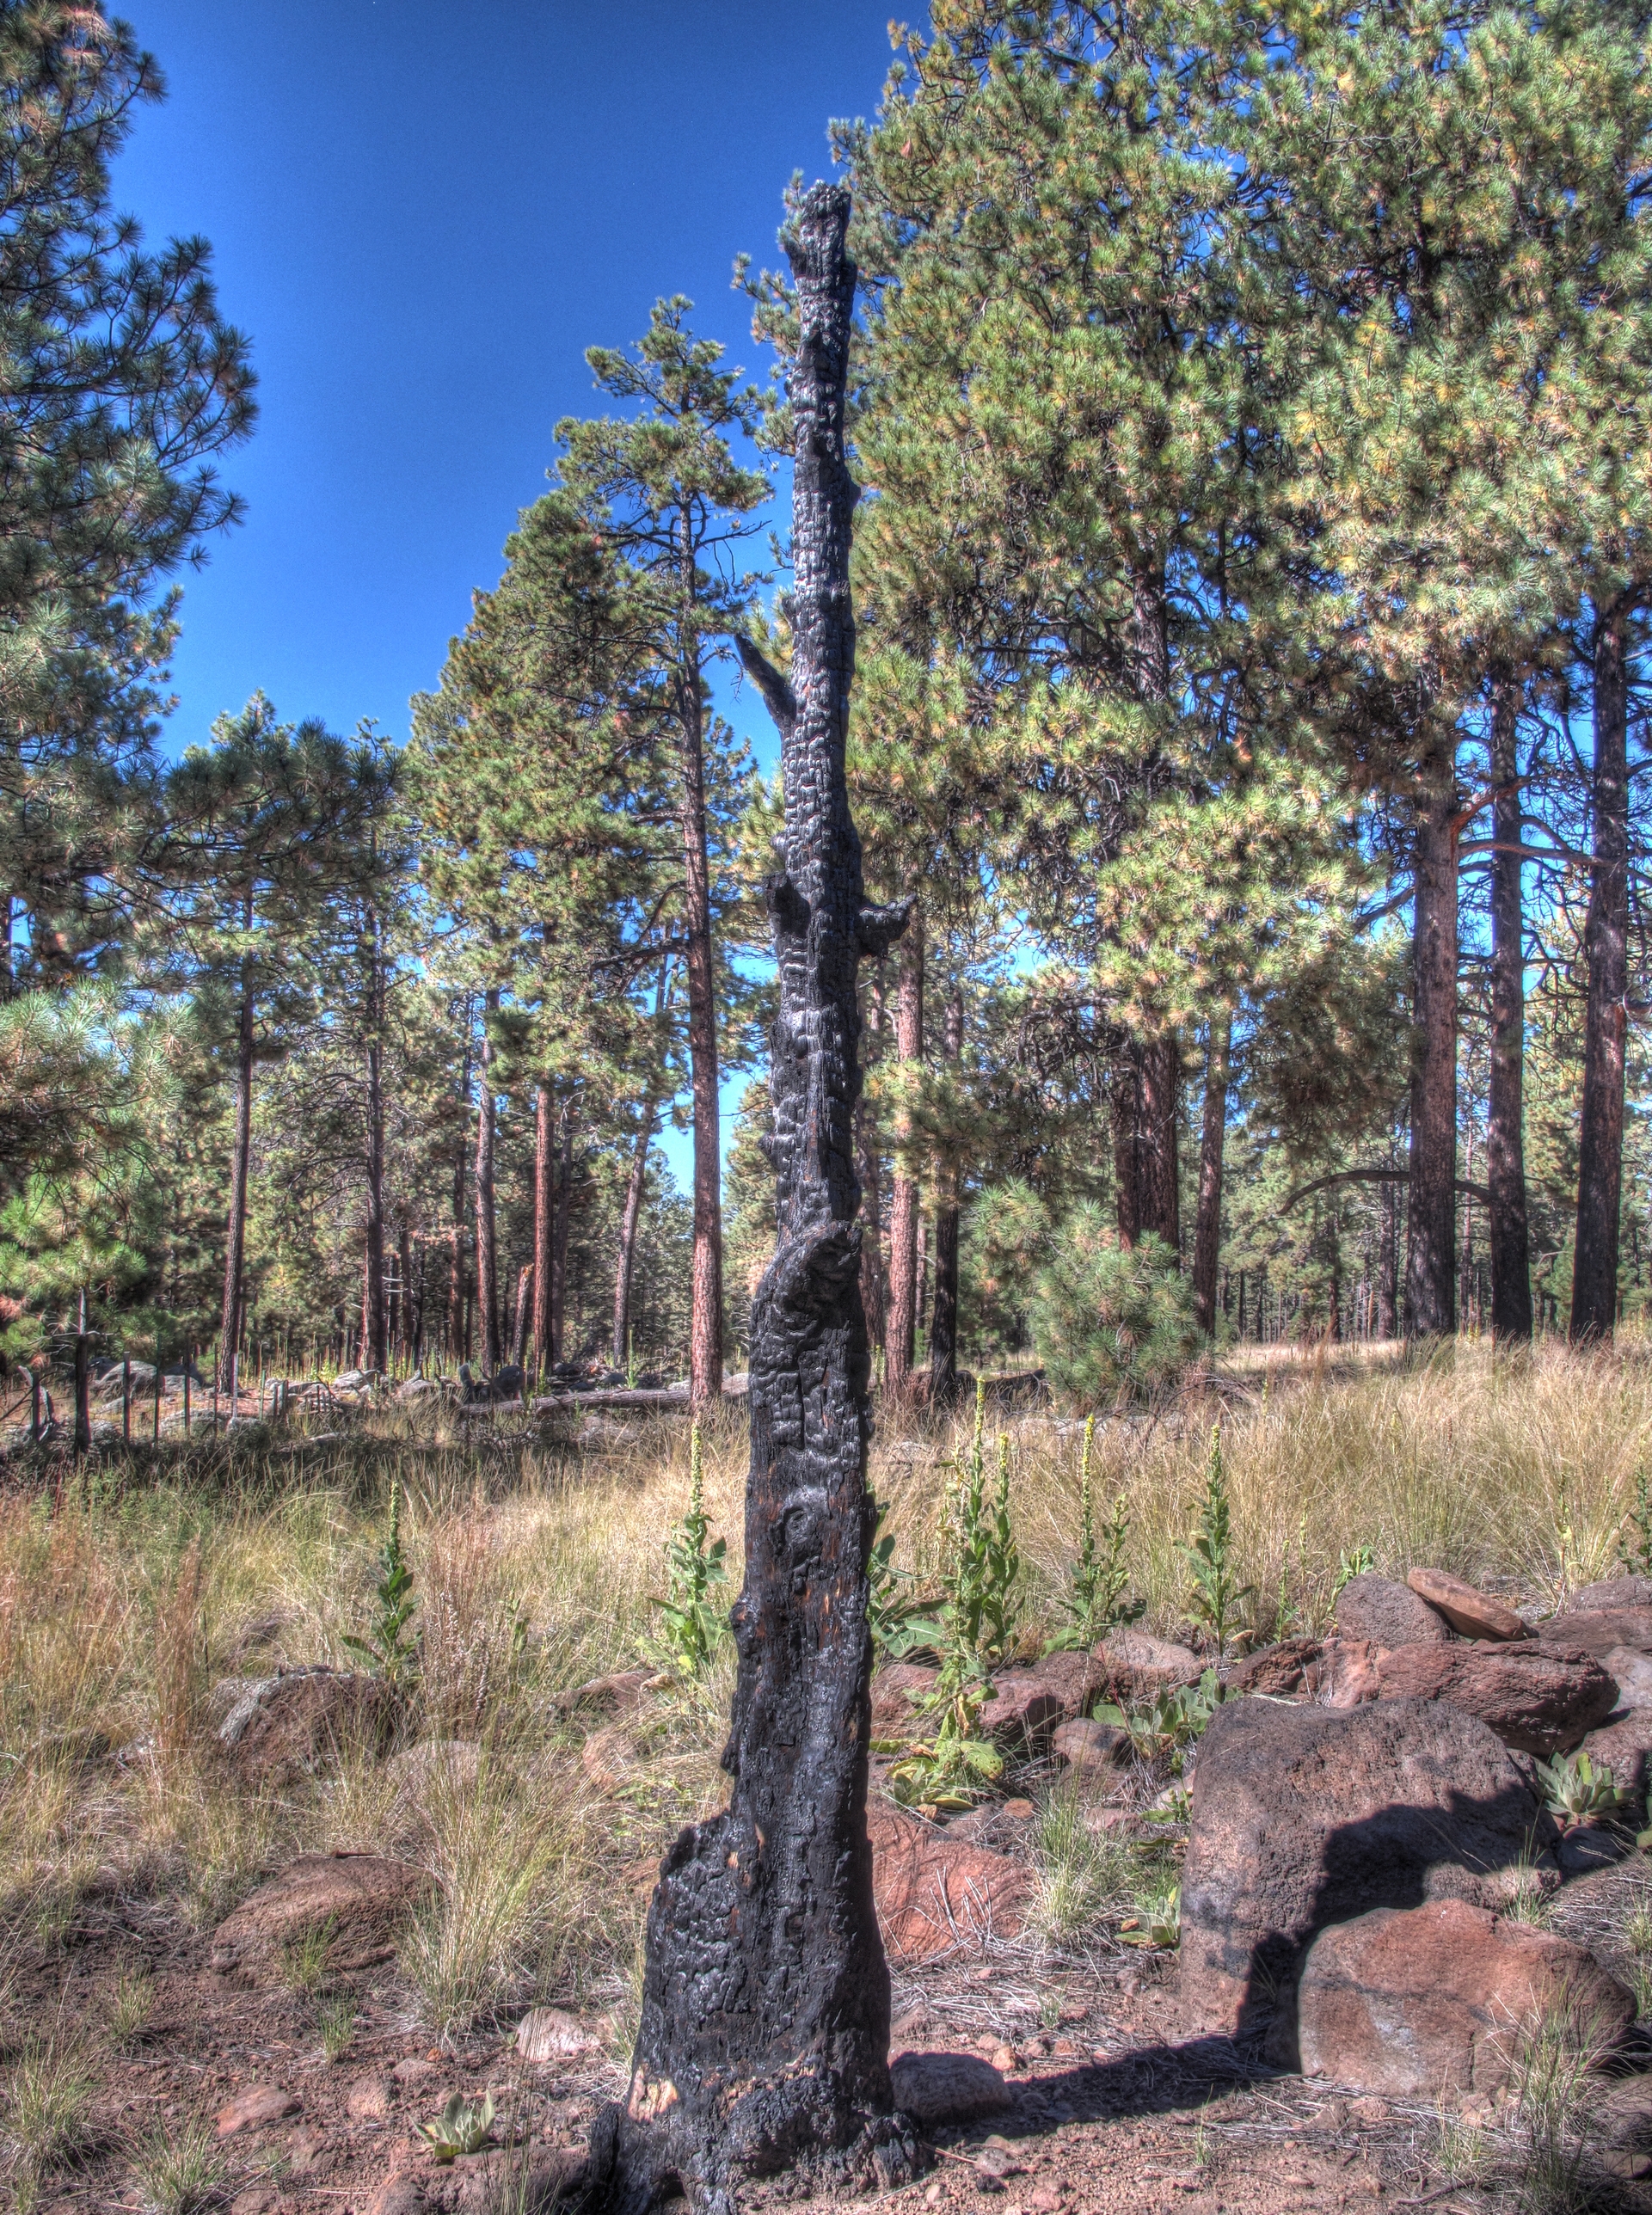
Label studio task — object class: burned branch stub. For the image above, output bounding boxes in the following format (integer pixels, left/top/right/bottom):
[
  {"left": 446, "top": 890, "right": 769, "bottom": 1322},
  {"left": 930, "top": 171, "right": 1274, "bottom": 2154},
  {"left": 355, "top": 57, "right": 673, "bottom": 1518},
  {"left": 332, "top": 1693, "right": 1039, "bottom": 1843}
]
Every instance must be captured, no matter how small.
[{"left": 587, "top": 181, "right": 913, "bottom": 2215}]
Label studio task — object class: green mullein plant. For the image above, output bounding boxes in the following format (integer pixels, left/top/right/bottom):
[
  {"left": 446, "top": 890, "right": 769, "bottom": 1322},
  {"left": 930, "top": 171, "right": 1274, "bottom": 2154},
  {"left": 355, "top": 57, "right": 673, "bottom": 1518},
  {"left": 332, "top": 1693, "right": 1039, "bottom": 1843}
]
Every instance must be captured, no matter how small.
[
  {"left": 1096, "top": 1669, "right": 1221, "bottom": 1770},
  {"left": 866, "top": 1498, "right": 927, "bottom": 1661},
  {"left": 1049, "top": 1415, "right": 1142, "bottom": 1650},
  {"left": 1180, "top": 1426, "right": 1253, "bottom": 1658},
  {"left": 886, "top": 1695, "right": 1004, "bottom": 1813},
  {"left": 644, "top": 1423, "right": 728, "bottom": 1679},
  {"left": 341, "top": 1481, "right": 419, "bottom": 1691}
]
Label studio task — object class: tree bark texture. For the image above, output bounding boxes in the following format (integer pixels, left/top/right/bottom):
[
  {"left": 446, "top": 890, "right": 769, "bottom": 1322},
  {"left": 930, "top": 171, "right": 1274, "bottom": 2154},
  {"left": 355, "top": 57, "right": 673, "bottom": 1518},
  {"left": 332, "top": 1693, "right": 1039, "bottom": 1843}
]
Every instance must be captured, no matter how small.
[
  {"left": 531, "top": 1085, "right": 553, "bottom": 1380},
  {"left": 1404, "top": 761, "right": 1458, "bottom": 1337},
  {"left": 614, "top": 1103, "right": 657, "bottom": 1370},
  {"left": 681, "top": 672, "right": 724, "bottom": 1404},
  {"left": 885, "top": 907, "right": 923, "bottom": 1397},
  {"left": 592, "top": 183, "right": 915, "bottom": 2215},
  {"left": 449, "top": 1028, "right": 471, "bottom": 1362},
  {"left": 218, "top": 914, "right": 255, "bottom": 1393},
  {"left": 1113, "top": 1054, "right": 1143, "bottom": 1248},
  {"left": 928, "top": 985, "right": 964, "bottom": 1404},
  {"left": 1487, "top": 681, "right": 1532, "bottom": 1343},
  {"left": 363, "top": 899, "right": 387, "bottom": 1373},
  {"left": 551, "top": 1091, "right": 574, "bottom": 1366},
  {"left": 1192, "top": 1011, "right": 1231, "bottom": 1336},
  {"left": 1572, "top": 604, "right": 1631, "bottom": 1343},
  {"left": 1139, "top": 1033, "right": 1180, "bottom": 1253},
  {"left": 857, "top": 973, "right": 887, "bottom": 1358},
  {"left": 475, "top": 987, "right": 501, "bottom": 1371},
  {"left": 1377, "top": 1178, "right": 1398, "bottom": 1341}
]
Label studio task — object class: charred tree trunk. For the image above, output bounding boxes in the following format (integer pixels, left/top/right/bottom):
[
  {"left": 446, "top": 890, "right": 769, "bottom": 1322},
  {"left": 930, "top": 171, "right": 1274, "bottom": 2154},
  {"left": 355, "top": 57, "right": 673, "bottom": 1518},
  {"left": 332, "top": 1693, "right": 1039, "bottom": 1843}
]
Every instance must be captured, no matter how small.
[
  {"left": 1573, "top": 603, "right": 1631, "bottom": 1343},
  {"left": 928, "top": 984, "right": 964, "bottom": 1405},
  {"left": 475, "top": 988, "right": 501, "bottom": 1371},
  {"left": 1192, "top": 1011, "right": 1231, "bottom": 1336},
  {"left": 218, "top": 909, "right": 255, "bottom": 1392},
  {"left": 593, "top": 183, "right": 915, "bottom": 2215},
  {"left": 1404, "top": 758, "right": 1459, "bottom": 1338},
  {"left": 1488, "top": 677, "right": 1532, "bottom": 1344},
  {"left": 885, "top": 906, "right": 923, "bottom": 1397}
]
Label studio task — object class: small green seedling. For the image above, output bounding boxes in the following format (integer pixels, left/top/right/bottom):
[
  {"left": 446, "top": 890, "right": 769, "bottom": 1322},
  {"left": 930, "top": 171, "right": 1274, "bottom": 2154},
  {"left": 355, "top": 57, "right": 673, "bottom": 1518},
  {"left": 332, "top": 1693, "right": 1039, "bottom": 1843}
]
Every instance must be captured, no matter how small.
[
  {"left": 1096, "top": 1669, "right": 1221, "bottom": 1770},
  {"left": 1536, "top": 1750, "right": 1627, "bottom": 1829},
  {"left": 885, "top": 1691, "right": 1004, "bottom": 1813},
  {"left": 644, "top": 1424, "right": 729, "bottom": 1679},
  {"left": 1120, "top": 1878, "right": 1180, "bottom": 1949},
  {"left": 341, "top": 1482, "right": 419, "bottom": 1690},
  {"left": 318, "top": 1995, "right": 356, "bottom": 2063},
  {"left": 417, "top": 2091, "right": 496, "bottom": 2163}
]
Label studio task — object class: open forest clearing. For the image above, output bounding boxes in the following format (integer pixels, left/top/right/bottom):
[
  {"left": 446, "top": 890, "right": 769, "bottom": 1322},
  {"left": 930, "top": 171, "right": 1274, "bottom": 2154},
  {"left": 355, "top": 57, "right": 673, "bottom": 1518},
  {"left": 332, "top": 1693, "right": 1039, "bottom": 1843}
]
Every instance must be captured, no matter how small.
[{"left": 0, "top": 1343, "right": 1650, "bottom": 2212}]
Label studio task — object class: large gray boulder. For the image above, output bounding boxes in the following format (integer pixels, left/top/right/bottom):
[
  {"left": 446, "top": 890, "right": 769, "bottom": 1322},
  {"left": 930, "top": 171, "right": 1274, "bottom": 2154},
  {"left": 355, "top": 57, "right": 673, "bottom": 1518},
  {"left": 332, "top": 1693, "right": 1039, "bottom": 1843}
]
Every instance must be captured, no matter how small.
[{"left": 1181, "top": 1695, "right": 1554, "bottom": 2060}]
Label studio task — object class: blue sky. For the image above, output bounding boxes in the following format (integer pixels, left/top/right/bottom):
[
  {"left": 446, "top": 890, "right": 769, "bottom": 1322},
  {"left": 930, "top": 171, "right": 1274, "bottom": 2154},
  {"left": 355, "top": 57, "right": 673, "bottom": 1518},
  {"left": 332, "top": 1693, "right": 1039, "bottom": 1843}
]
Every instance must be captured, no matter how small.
[{"left": 114, "top": 0, "right": 900, "bottom": 1184}]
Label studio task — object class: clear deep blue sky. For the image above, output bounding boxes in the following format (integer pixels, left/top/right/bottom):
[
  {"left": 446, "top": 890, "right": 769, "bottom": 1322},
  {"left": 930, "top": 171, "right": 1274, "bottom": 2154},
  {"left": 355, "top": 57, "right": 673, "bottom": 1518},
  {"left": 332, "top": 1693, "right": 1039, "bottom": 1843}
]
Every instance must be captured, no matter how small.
[{"left": 114, "top": 0, "right": 901, "bottom": 1184}]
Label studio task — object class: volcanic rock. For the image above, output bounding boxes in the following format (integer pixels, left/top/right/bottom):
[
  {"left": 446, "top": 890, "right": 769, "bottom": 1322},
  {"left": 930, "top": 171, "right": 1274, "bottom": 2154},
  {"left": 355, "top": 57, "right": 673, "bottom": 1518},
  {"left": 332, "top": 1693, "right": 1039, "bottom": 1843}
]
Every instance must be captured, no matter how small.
[
  {"left": 1406, "top": 1568, "right": 1527, "bottom": 1641},
  {"left": 214, "top": 1665, "right": 398, "bottom": 1789},
  {"left": 1180, "top": 1695, "right": 1553, "bottom": 2056},
  {"left": 868, "top": 1800, "right": 1030, "bottom": 1960},
  {"left": 1335, "top": 1574, "right": 1452, "bottom": 1648},
  {"left": 1537, "top": 1606, "right": 1652, "bottom": 1661},
  {"left": 209, "top": 1850, "right": 432, "bottom": 1978},
  {"left": 1580, "top": 1707, "right": 1652, "bottom": 1799},
  {"left": 889, "top": 2050, "right": 1013, "bottom": 2126},
  {"left": 1095, "top": 1628, "right": 1205, "bottom": 1704},
  {"left": 1565, "top": 1575, "right": 1652, "bottom": 1612},
  {"left": 1051, "top": 1716, "right": 1129, "bottom": 1772},
  {"left": 1372, "top": 1640, "right": 1617, "bottom": 1754}
]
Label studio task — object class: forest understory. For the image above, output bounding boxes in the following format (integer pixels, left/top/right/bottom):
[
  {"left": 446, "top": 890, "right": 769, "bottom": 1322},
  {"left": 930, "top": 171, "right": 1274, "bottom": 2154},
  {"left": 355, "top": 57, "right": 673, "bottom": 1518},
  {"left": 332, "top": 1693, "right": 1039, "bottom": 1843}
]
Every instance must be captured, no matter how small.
[{"left": 2, "top": 1339, "right": 1650, "bottom": 2215}]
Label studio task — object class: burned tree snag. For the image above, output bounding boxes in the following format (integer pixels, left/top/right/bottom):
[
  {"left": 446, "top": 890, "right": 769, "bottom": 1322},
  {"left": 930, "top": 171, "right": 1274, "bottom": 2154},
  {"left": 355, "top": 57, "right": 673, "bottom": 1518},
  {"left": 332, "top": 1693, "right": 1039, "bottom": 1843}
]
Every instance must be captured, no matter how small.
[{"left": 586, "top": 182, "right": 915, "bottom": 2215}]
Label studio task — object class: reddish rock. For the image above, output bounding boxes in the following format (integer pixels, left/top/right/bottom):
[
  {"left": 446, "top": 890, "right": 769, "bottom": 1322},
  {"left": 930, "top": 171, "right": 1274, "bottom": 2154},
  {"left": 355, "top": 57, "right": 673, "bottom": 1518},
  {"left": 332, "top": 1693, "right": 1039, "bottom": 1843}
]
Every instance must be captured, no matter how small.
[
  {"left": 1565, "top": 1575, "right": 1652, "bottom": 1612},
  {"left": 1537, "top": 1606, "right": 1652, "bottom": 1661},
  {"left": 869, "top": 1661, "right": 940, "bottom": 1739},
  {"left": 1029, "top": 1647, "right": 1108, "bottom": 1710},
  {"left": 1298, "top": 1899, "right": 1634, "bottom": 2095},
  {"left": 1335, "top": 1574, "right": 1452, "bottom": 1648},
  {"left": 1226, "top": 1637, "right": 1323, "bottom": 1697},
  {"left": 1605, "top": 1647, "right": 1652, "bottom": 1709},
  {"left": 579, "top": 1722, "right": 638, "bottom": 1793},
  {"left": 1373, "top": 1640, "right": 1617, "bottom": 1754},
  {"left": 1580, "top": 1707, "right": 1652, "bottom": 1798},
  {"left": 868, "top": 1800, "right": 1030, "bottom": 1960},
  {"left": 1181, "top": 1696, "right": 1553, "bottom": 2053},
  {"left": 516, "top": 2005, "right": 600, "bottom": 2061},
  {"left": 1051, "top": 1716, "right": 1129, "bottom": 1772},
  {"left": 978, "top": 1670, "right": 1069, "bottom": 1748},
  {"left": 210, "top": 1851, "right": 432, "bottom": 1978},
  {"left": 1305, "top": 1639, "right": 1389, "bottom": 1707},
  {"left": 215, "top": 1665, "right": 399, "bottom": 1789},
  {"left": 1095, "top": 1628, "right": 1205, "bottom": 1704},
  {"left": 1406, "top": 1568, "right": 1527, "bottom": 1641},
  {"left": 888, "top": 2050, "right": 1012, "bottom": 2126},
  {"left": 216, "top": 2084, "right": 300, "bottom": 2136},
  {"left": 346, "top": 2075, "right": 394, "bottom": 2122},
  {"left": 558, "top": 1668, "right": 655, "bottom": 1718}
]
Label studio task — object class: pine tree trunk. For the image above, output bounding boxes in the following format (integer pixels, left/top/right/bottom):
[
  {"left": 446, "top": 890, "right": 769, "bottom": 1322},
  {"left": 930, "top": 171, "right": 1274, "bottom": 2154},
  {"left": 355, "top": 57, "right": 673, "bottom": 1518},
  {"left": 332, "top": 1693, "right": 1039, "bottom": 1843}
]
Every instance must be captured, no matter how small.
[
  {"left": 886, "top": 907, "right": 924, "bottom": 1397},
  {"left": 928, "top": 985, "right": 964, "bottom": 1405},
  {"left": 1139, "top": 1034, "right": 1180, "bottom": 1252},
  {"left": 613, "top": 1103, "right": 656, "bottom": 1370},
  {"left": 1113, "top": 1052, "right": 1143, "bottom": 1248},
  {"left": 475, "top": 988, "right": 501, "bottom": 1371},
  {"left": 681, "top": 644, "right": 724, "bottom": 1404},
  {"left": 593, "top": 183, "right": 915, "bottom": 2215},
  {"left": 1192, "top": 1011, "right": 1231, "bottom": 1335},
  {"left": 551, "top": 1092, "right": 574, "bottom": 1366},
  {"left": 857, "top": 973, "right": 886, "bottom": 1357},
  {"left": 363, "top": 904, "right": 387, "bottom": 1372},
  {"left": 1488, "top": 681, "right": 1532, "bottom": 1342},
  {"left": 398, "top": 1223, "right": 414, "bottom": 1368},
  {"left": 1572, "top": 604, "right": 1631, "bottom": 1343},
  {"left": 1404, "top": 758, "right": 1458, "bottom": 1337},
  {"left": 531, "top": 1085, "right": 553, "bottom": 1380},
  {"left": 512, "top": 1264, "right": 533, "bottom": 1365},
  {"left": 1377, "top": 1180, "right": 1398, "bottom": 1340},
  {"left": 218, "top": 922, "right": 255, "bottom": 1393}
]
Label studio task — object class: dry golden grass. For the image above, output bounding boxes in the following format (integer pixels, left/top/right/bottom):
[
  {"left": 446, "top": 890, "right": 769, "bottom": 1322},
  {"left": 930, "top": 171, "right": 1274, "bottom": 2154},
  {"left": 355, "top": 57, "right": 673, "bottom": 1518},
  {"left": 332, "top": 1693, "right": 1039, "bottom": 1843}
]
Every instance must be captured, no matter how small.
[{"left": 0, "top": 1335, "right": 1645, "bottom": 2034}]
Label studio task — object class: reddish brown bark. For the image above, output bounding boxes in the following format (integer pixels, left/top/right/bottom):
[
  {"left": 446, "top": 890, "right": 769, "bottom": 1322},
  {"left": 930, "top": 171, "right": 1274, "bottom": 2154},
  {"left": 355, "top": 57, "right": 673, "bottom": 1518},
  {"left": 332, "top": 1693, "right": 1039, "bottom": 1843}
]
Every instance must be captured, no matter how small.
[
  {"left": 1192, "top": 1011, "right": 1231, "bottom": 1336},
  {"left": 1488, "top": 678, "right": 1532, "bottom": 1343},
  {"left": 1573, "top": 605, "right": 1631, "bottom": 1341},
  {"left": 1405, "top": 756, "right": 1459, "bottom": 1338}
]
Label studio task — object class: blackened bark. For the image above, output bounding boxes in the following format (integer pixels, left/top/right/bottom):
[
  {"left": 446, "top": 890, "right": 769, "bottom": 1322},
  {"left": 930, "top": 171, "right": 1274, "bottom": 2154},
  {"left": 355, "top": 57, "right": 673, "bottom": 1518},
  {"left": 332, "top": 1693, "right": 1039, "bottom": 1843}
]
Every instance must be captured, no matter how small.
[
  {"left": 1192, "top": 1011, "right": 1231, "bottom": 1336},
  {"left": 886, "top": 907, "right": 923, "bottom": 1397},
  {"left": 1113, "top": 1052, "right": 1142, "bottom": 1247},
  {"left": 475, "top": 988, "right": 501, "bottom": 1371},
  {"left": 928, "top": 985, "right": 964, "bottom": 1404},
  {"left": 592, "top": 183, "right": 914, "bottom": 2215},
  {"left": 218, "top": 908, "right": 255, "bottom": 1392},
  {"left": 1404, "top": 760, "right": 1458, "bottom": 1337},
  {"left": 1488, "top": 681, "right": 1532, "bottom": 1342},
  {"left": 1573, "top": 604, "right": 1631, "bottom": 1342}
]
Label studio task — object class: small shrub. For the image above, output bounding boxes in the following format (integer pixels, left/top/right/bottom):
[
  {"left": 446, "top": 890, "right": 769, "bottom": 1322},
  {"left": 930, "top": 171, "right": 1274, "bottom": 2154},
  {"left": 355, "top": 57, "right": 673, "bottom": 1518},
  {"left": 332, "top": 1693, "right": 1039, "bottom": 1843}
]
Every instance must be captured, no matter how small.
[
  {"left": 885, "top": 1695, "right": 1004, "bottom": 1813},
  {"left": 279, "top": 1917, "right": 335, "bottom": 1995},
  {"left": 1095, "top": 1670, "right": 1220, "bottom": 1771},
  {"left": 341, "top": 1482, "right": 419, "bottom": 1691},
  {"left": 1508, "top": 1991, "right": 1607, "bottom": 2212},
  {"left": 1536, "top": 1751, "right": 1627, "bottom": 1830},
  {"left": 923, "top": 1384, "right": 1022, "bottom": 1698},
  {"left": 317, "top": 1995, "right": 356, "bottom": 2063},
  {"left": 867, "top": 1500, "right": 926, "bottom": 1662},
  {"left": 1031, "top": 1783, "right": 1133, "bottom": 1946},
  {"left": 109, "top": 1960, "right": 155, "bottom": 2050},
  {"left": 1121, "top": 1875, "right": 1180, "bottom": 1949},
  {"left": 1180, "top": 1427, "right": 1253, "bottom": 1657},
  {"left": 126, "top": 2110, "right": 226, "bottom": 2215}
]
